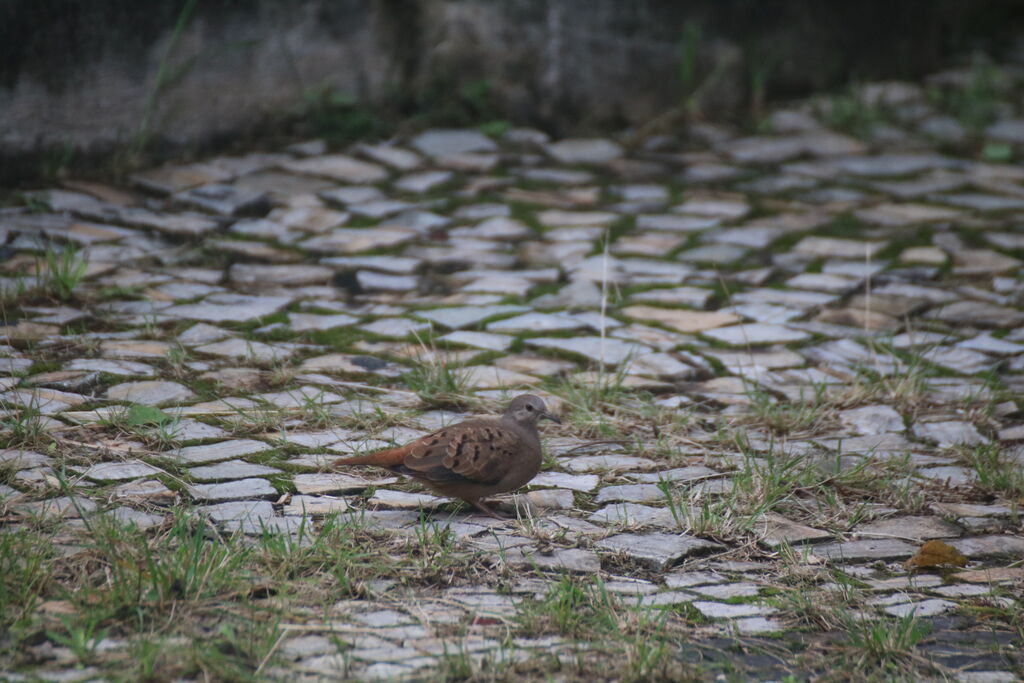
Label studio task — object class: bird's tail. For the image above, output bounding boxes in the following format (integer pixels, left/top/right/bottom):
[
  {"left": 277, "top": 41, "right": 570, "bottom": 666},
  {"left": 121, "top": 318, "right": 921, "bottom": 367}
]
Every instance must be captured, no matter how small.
[{"left": 331, "top": 446, "right": 407, "bottom": 469}]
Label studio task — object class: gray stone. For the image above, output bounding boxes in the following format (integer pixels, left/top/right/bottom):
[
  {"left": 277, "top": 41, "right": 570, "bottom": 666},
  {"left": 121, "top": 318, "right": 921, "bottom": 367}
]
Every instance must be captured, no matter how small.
[
  {"left": 165, "top": 294, "right": 291, "bottom": 323},
  {"left": 293, "top": 473, "right": 384, "bottom": 495},
  {"left": 301, "top": 227, "right": 417, "bottom": 254},
  {"left": 200, "top": 500, "right": 275, "bottom": 523},
  {"left": 883, "top": 599, "right": 956, "bottom": 618},
  {"left": 839, "top": 405, "right": 904, "bottom": 434},
  {"left": 810, "top": 538, "right": 917, "bottom": 562},
  {"left": 188, "top": 459, "right": 281, "bottom": 482},
  {"left": 504, "top": 547, "right": 601, "bottom": 573},
  {"left": 81, "top": 462, "right": 163, "bottom": 482},
  {"left": 282, "top": 155, "right": 388, "bottom": 183},
  {"left": 525, "top": 336, "right": 650, "bottom": 366},
  {"left": 106, "top": 380, "right": 195, "bottom": 406},
  {"left": 188, "top": 478, "right": 277, "bottom": 502},
  {"left": 411, "top": 129, "right": 497, "bottom": 157},
  {"left": 171, "top": 439, "right": 272, "bottom": 464},
  {"left": 416, "top": 305, "right": 528, "bottom": 330},
  {"left": 702, "top": 323, "right": 810, "bottom": 346},
  {"left": 487, "top": 312, "right": 585, "bottom": 333},
  {"left": 440, "top": 330, "right": 514, "bottom": 351},
  {"left": 288, "top": 312, "right": 360, "bottom": 331},
  {"left": 322, "top": 254, "right": 421, "bottom": 274},
  {"left": 950, "top": 534, "right": 1024, "bottom": 559},
  {"left": 562, "top": 455, "right": 656, "bottom": 473},
  {"left": 854, "top": 516, "right": 961, "bottom": 541},
  {"left": 596, "top": 532, "right": 720, "bottom": 570},
  {"left": 912, "top": 421, "right": 987, "bottom": 448},
  {"left": 631, "top": 466, "right": 722, "bottom": 484},
  {"left": 594, "top": 484, "right": 666, "bottom": 504},
  {"left": 360, "top": 317, "right": 431, "bottom": 338},
  {"left": 588, "top": 503, "right": 676, "bottom": 528},
  {"left": 692, "top": 601, "right": 776, "bottom": 619},
  {"left": 546, "top": 138, "right": 623, "bottom": 164},
  {"left": 105, "top": 506, "right": 166, "bottom": 529},
  {"left": 530, "top": 472, "right": 599, "bottom": 492},
  {"left": 14, "top": 495, "right": 97, "bottom": 520},
  {"left": 283, "top": 495, "right": 350, "bottom": 516},
  {"left": 0, "top": 448, "right": 52, "bottom": 468}
]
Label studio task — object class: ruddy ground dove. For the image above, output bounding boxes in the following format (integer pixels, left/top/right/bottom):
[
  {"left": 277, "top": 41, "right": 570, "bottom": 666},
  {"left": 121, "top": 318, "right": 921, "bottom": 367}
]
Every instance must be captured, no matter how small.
[{"left": 331, "top": 394, "right": 559, "bottom": 516}]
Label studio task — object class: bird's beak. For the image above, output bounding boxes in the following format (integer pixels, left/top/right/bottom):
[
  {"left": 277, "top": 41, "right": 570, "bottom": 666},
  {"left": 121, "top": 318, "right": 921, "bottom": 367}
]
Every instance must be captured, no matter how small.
[{"left": 541, "top": 411, "right": 561, "bottom": 424}]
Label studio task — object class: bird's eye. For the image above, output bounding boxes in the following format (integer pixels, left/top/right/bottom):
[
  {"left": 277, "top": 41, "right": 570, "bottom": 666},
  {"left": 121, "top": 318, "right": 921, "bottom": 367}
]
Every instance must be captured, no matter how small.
[{"left": 525, "top": 404, "right": 534, "bottom": 411}]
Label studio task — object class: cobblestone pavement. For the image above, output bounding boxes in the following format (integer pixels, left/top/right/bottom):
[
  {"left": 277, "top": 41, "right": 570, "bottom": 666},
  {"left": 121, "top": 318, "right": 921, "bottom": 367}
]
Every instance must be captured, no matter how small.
[{"left": 2, "top": 66, "right": 1024, "bottom": 681}]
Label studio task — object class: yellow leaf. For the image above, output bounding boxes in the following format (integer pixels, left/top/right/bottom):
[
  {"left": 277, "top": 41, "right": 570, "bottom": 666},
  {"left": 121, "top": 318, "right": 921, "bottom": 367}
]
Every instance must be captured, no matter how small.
[{"left": 903, "top": 540, "right": 968, "bottom": 570}]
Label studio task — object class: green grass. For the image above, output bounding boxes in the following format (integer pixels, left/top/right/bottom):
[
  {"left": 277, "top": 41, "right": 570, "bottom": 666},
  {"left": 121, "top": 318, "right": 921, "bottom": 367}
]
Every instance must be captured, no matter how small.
[
  {"left": 0, "top": 404, "right": 52, "bottom": 450},
  {"left": 402, "top": 341, "right": 475, "bottom": 410},
  {"left": 963, "top": 443, "right": 1024, "bottom": 499},
  {"left": 38, "top": 244, "right": 89, "bottom": 301},
  {"left": 743, "top": 382, "right": 831, "bottom": 435}
]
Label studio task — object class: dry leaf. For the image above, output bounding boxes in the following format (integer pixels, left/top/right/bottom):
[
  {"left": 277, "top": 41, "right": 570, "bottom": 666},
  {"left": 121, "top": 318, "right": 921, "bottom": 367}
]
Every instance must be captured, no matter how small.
[
  {"left": 953, "top": 567, "right": 1024, "bottom": 583},
  {"left": 903, "top": 539, "right": 969, "bottom": 570}
]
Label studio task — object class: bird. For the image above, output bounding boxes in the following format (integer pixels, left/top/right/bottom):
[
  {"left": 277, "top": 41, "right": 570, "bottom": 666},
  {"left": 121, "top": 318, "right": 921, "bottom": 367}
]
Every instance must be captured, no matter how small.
[{"left": 331, "top": 394, "right": 560, "bottom": 517}]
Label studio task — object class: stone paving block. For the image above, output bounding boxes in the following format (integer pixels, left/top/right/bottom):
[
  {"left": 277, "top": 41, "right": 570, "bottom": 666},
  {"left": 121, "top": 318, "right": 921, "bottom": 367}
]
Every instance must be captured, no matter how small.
[
  {"left": 187, "top": 459, "right": 281, "bottom": 481},
  {"left": 80, "top": 462, "right": 164, "bottom": 482},
  {"left": 596, "top": 532, "right": 721, "bottom": 570},
  {"left": 187, "top": 478, "right": 278, "bottom": 502},
  {"left": 809, "top": 538, "right": 918, "bottom": 563},
  {"left": 171, "top": 439, "right": 273, "bottom": 464}
]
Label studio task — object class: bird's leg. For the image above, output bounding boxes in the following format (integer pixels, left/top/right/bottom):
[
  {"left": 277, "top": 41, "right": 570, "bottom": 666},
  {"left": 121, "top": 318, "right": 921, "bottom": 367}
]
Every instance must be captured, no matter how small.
[{"left": 467, "top": 498, "right": 506, "bottom": 519}]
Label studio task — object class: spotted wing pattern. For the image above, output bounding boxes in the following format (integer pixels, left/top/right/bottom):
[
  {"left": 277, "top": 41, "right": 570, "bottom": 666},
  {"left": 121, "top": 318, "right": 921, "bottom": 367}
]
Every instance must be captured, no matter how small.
[{"left": 397, "top": 419, "right": 522, "bottom": 486}]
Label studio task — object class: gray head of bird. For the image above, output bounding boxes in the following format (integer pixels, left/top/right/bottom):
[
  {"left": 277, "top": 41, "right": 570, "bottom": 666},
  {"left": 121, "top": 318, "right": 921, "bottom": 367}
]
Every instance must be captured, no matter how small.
[{"left": 505, "top": 394, "right": 561, "bottom": 426}]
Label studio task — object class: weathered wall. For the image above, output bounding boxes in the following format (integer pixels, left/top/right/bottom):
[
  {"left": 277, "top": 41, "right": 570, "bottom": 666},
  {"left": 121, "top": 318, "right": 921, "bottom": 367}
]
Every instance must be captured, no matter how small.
[{"left": 1, "top": 0, "right": 1021, "bottom": 183}]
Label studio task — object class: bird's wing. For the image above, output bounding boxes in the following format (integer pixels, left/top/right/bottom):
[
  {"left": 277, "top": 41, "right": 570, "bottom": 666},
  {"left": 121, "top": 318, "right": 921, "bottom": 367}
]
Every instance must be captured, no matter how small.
[{"left": 398, "top": 419, "right": 520, "bottom": 486}]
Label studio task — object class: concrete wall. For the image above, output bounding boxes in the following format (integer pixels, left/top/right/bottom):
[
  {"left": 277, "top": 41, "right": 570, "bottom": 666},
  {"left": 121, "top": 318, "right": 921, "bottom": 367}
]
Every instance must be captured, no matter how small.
[{"left": 1, "top": 0, "right": 1021, "bottom": 183}]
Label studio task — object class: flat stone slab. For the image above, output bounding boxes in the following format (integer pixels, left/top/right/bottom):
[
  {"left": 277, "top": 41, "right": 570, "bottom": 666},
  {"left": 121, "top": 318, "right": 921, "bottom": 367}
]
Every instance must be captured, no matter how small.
[
  {"left": 282, "top": 155, "right": 388, "bottom": 183},
  {"left": 545, "top": 138, "right": 623, "bottom": 164},
  {"left": 562, "top": 455, "right": 656, "bottom": 473},
  {"left": 950, "top": 534, "right": 1024, "bottom": 559},
  {"left": 171, "top": 439, "right": 273, "bottom": 464},
  {"left": 410, "top": 129, "right": 497, "bottom": 157},
  {"left": 187, "top": 459, "right": 281, "bottom": 482},
  {"left": 595, "top": 532, "right": 720, "bottom": 570},
  {"left": 702, "top": 323, "right": 810, "bottom": 346},
  {"left": 594, "top": 484, "right": 666, "bottom": 504},
  {"left": 883, "top": 599, "right": 957, "bottom": 618},
  {"left": 65, "top": 358, "right": 157, "bottom": 377},
  {"left": 106, "top": 380, "right": 195, "bottom": 406},
  {"left": 81, "top": 462, "right": 163, "bottom": 482},
  {"left": 839, "top": 405, "right": 905, "bottom": 434},
  {"left": 854, "top": 516, "right": 962, "bottom": 541},
  {"left": 524, "top": 336, "right": 651, "bottom": 366},
  {"left": 415, "top": 305, "right": 527, "bottom": 330},
  {"left": 529, "top": 472, "right": 599, "bottom": 492},
  {"left": 165, "top": 294, "right": 292, "bottom": 323},
  {"left": 440, "top": 331, "right": 514, "bottom": 351},
  {"left": 588, "top": 503, "right": 676, "bottom": 528},
  {"left": 283, "top": 495, "right": 350, "bottom": 516},
  {"left": 292, "top": 473, "right": 391, "bottom": 495},
  {"left": 503, "top": 547, "right": 601, "bottom": 573},
  {"left": 623, "top": 306, "right": 739, "bottom": 333},
  {"left": 912, "top": 421, "right": 988, "bottom": 447},
  {"left": 809, "top": 538, "right": 917, "bottom": 563},
  {"left": 755, "top": 514, "right": 832, "bottom": 547},
  {"left": 692, "top": 602, "right": 776, "bottom": 619},
  {"left": 199, "top": 500, "right": 275, "bottom": 523},
  {"left": 188, "top": 478, "right": 278, "bottom": 502}
]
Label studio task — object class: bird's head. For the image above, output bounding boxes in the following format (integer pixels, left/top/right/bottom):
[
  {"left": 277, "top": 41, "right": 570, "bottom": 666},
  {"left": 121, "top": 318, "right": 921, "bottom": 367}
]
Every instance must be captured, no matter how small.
[{"left": 505, "top": 394, "right": 561, "bottom": 426}]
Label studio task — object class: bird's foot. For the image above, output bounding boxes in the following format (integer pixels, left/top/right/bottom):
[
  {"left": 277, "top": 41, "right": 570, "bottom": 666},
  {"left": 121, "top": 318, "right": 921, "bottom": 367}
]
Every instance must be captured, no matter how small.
[{"left": 468, "top": 499, "right": 508, "bottom": 519}]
